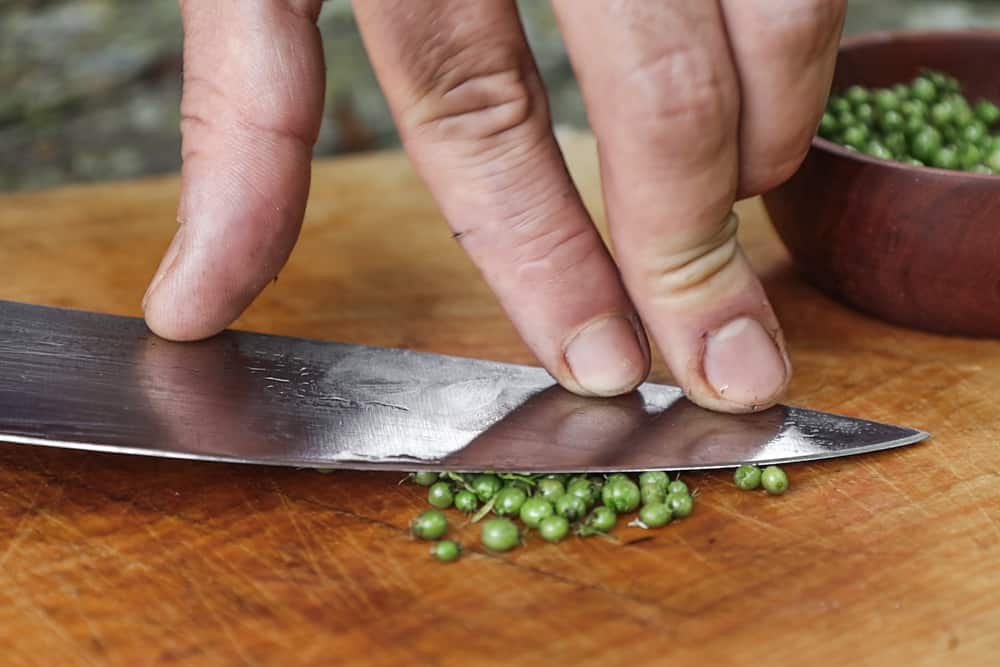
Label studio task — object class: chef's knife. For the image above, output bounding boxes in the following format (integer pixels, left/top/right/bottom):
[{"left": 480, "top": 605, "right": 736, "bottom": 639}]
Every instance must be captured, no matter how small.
[{"left": 0, "top": 300, "right": 928, "bottom": 472}]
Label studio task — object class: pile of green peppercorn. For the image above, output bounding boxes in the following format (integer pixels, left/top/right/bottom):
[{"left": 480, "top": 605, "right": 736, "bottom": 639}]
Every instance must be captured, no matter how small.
[
  {"left": 408, "top": 464, "right": 789, "bottom": 562},
  {"left": 819, "top": 69, "right": 1000, "bottom": 173}
]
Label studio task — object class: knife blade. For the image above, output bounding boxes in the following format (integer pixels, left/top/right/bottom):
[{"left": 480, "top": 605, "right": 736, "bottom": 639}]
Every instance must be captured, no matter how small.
[{"left": 0, "top": 299, "right": 928, "bottom": 472}]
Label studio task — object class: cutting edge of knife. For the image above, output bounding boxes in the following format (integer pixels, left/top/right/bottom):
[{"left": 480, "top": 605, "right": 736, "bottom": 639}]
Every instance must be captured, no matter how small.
[{"left": 0, "top": 427, "right": 931, "bottom": 473}]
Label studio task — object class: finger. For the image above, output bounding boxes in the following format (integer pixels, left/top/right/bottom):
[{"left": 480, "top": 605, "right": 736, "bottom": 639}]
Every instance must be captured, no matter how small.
[
  {"left": 352, "top": 0, "right": 649, "bottom": 397},
  {"left": 721, "top": 0, "right": 847, "bottom": 197},
  {"left": 552, "top": 1, "right": 790, "bottom": 412},
  {"left": 143, "top": 0, "right": 326, "bottom": 341}
]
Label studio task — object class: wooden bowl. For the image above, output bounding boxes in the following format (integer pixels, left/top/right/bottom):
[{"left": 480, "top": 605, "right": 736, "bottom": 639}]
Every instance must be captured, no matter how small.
[{"left": 762, "top": 30, "right": 1000, "bottom": 337}]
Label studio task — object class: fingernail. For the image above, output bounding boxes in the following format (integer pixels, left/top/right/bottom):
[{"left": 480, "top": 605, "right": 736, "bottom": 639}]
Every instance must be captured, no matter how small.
[
  {"left": 143, "top": 225, "right": 187, "bottom": 311},
  {"left": 565, "top": 315, "right": 647, "bottom": 396},
  {"left": 704, "top": 317, "right": 788, "bottom": 407}
]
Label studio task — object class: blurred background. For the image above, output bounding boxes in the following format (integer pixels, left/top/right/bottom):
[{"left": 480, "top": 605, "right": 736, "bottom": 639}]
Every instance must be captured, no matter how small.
[{"left": 3, "top": 0, "right": 1000, "bottom": 192}]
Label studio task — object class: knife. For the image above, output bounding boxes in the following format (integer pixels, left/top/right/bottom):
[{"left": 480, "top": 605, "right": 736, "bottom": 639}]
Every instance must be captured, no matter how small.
[{"left": 0, "top": 299, "right": 928, "bottom": 472}]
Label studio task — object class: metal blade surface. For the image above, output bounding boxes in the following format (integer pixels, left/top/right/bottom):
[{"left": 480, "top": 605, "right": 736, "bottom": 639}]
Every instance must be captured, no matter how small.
[{"left": 0, "top": 300, "right": 928, "bottom": 472}]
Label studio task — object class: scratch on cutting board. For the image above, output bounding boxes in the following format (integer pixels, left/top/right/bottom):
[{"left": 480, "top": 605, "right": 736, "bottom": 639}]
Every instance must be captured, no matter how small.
[
  {"left": 694, "top": 498, "right": 805, "bottom": 542},
  {"left": 315, "top": 530, "right": 386, "bottom": 616},
  {"left": 979, "top": 507, "right": 1000, "bottom": 542},
  {"left": 0, "top": 481, "right": 47, "bottom": 569},
  {"left": 6, "top": 575, "right": 101, "bottom": 666},
  {"left": 181, "top": 564, "right": 255, "bottom": 665},
  {"left": 271, "top": 480, "right": 329, "bottom": 583},
  {"left": 832, "top": 486, "right": 878, "bottom": 518},
  {"left": 858, "top": 459, "right": 932, "bottom": 518}
]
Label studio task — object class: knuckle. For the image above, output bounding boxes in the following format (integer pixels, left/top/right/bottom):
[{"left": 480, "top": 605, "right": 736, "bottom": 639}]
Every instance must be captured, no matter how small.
[
  {"left": 746, "top": 1, "right": 846, "bottom": 64},
  {"left": 401, "top": 39, "right": 544, "bottom": 143},
  {"left": 457, "top": 167, "right": 601, "bottom": 285},
  {"left": 616, "top": 42, "right": 738, "bottom": 134},
  {"left": 278, "top": 0, "right": 324, "bottom": 22},
  {"left": 742, "top": 128, "right": 814, "bottom": 195},
  {"left": 508, "top": 222, "right": 602, "bottom": 287},
  {"left": 640, "top": 212, "right": 742, "bottom": 302},
  {"left": 181, "top": 72, "right": 318, "bottom": 151}
]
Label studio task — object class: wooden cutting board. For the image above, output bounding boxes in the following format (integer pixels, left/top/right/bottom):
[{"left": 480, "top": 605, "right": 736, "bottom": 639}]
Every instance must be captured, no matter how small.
[{"left": 0, "top": 131, "right": 997, "bottom": 667}]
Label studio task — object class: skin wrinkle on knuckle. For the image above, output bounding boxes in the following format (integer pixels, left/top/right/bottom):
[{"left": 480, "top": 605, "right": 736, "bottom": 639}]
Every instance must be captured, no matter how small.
[
  {"left": 464, "top": 171, "right": 596, "bottom": 281},
  {"left": 641, "top": 213, "right": 741, "bottom": 302},
  {"left": 399, "top": 31, "right": 541, "bottom": 143},
  {"left": 607, "top": 44, "right": 737, "bottom": 169},
  {"left": 180, "top": 75, "right": 318, "bottom": 154}
]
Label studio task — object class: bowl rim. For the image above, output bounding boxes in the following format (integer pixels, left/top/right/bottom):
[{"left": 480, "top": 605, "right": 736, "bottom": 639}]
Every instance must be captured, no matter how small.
[{"left": 811, "top": 27, "right": 1000, "bottom": 180}]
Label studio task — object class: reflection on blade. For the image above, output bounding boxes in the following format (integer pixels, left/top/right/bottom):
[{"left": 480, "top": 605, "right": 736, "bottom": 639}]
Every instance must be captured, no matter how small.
[{"left": 0, "top": 300, "right": 929, "bottom": 472}]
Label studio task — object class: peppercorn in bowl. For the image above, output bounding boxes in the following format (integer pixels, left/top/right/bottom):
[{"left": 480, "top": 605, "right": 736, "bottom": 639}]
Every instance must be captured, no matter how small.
[{"left": 762, "top": 30, "right": 1000, "bottom": 337}]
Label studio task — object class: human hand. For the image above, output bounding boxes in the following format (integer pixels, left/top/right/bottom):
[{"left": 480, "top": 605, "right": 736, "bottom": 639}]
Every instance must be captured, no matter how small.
[{"left": 143, "top": 0, "right": 846, "bottom": 413}]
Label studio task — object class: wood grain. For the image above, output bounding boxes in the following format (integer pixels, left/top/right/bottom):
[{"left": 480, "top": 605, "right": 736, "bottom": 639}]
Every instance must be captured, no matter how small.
[{"left": 0, "top": 131, "right": 997, "bottom": 667}]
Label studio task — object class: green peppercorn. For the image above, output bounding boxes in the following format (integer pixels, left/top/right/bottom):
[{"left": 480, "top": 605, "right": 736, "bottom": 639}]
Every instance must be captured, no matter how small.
[
  {"left": 733, "top": 464, "right": 762, "bottom": 490},
  {"left": 903, "top": 114, "right": 927, "bottom": 138},
  {"left": 962, "top": 122, "right": 988, "bottom": 145},
  {"left": 884, "top": 131, "right": 908, "bottom": 157},
  {"left": 601, "top": 478, "right": 642, "bottom": 514},
  {"left": 583, "top": 506, "right": 617, "bottom": 534},
  {"left": 878, "top": 109, "right": 905, "bottom": 133},
  {"left": 975, "top": 100, "right": 1000, "bottom": 125},
  {"left": 959, "top": 144, "right": 983, "bottom": 170},
  {"left": 538, "top": 515, "right": 571, "bottom": 543},
  {"left": 953, "top": 102, "right": 975, "bottom": 127},
  {"left": 454, "top": 490, "right": 479, "bottom": 513},
  {"left": 427, "top": 481, "right": 454, "bottom": 509},
  {"left": 555, "top": 493, "right": 588, "bottom": 521},
  {"left": 471, "top": 474, "right": 502, "bottom": 502},
  {"left": 854, "top": 102, "right": 875, "bottom": 125},
  {"left": 874, "top": 88, "right": 900, "bottom": 112},
  {"left": 988, "top": 149, "right": 1000, "bottom": 172},
  {"left": 519, "top": 497, "right": 554, "bottom": 528},
  {"left": 411, "top": 510, "right": 448, "bottom": 540},
  {"left": 842, "top": 125, "right": 869, "bottom": 150},
  {"left": 828, "top": 96, "right": 851, "bottom": 114},
  {"left": 931, "top": 146, "right": 960, "bottom": 170},
  {"left": 928, "top": 70, "right": 959, "bottom": 94},
  {"left": 638, "top": 471, "right": 671, "bottom": 490},
  {"left": 481, "top": 518, "right": 520, "bottom": 551},
  {"left": 911, "top": 76, "right": 938, "bottom": 103},
  {"left": 818, "top": 111, "right": 838, "bottom": 137},
  {"left": 761, "top": 466, "right": 790, "bottom": 495},
  {"left": 567, "top": 478, "right": 601, "bottom": 508},
  {"left": 534, "top": 478, "right": 564, "bottom": 502},
  {"left": 493, "top": 486, "right": 527, "bottom": 516},
  {"left": 667, "top": 492, "right": 694, "bottom": 518},
  {"left": 865, "top": 140, "right": 893, "bottom": 160},
  {"left": 411, "top": 471, "right": 439, "bottom": 486},
  {"left": 900, "top": 99, "right": 928, "bottom": 118},
  {"left": 638, "top": 503, "right": 673, "bottom": 528},
  {"left": 910, "top": 127, "right": 942, "bottom": 162},
  {"left": 837, "top": 109, "right": 857, "bottom": 129},
  {"left": 846, "top": 85, "right": 871, "bottom": 106},
  {"left": 667, "top": 480, "right": 689, "bottom": 496},
  {"left": 640, "top": 484, "right": 667, "bottom": 506},
  {"left": 930, "top": 100, "right": 955, "bottom": 126},
  {"left": 431, "top": 540, "right": 461, "bottom": 562}
]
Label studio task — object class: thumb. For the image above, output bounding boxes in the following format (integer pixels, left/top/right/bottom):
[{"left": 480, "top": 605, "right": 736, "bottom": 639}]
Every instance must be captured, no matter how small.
[{"left": 143, "top": 0, "right": 326, "bottom": 340}]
